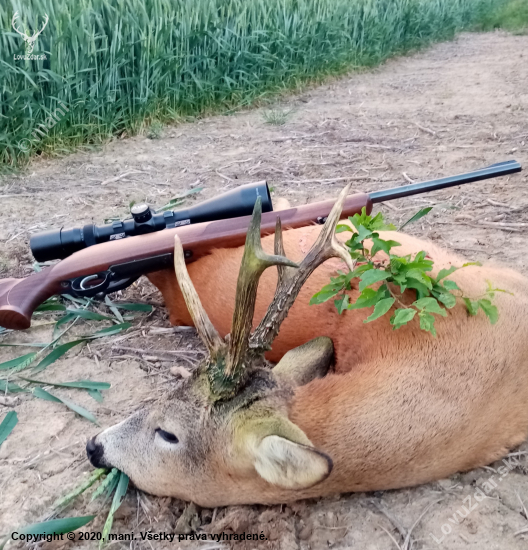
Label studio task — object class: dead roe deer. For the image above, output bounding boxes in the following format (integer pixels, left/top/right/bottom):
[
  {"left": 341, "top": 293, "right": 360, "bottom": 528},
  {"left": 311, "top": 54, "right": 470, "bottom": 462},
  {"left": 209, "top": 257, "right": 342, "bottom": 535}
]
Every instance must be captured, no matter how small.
[{"left": 87, "top": 187, "right": 528, "bottom": 506}]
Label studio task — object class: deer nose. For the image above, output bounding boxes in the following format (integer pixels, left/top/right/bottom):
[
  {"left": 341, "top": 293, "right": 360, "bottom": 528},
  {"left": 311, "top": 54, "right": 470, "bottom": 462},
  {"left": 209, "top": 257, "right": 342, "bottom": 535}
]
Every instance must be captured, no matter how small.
[{"left": 86, "top": 436, "right": 105, "bottom": 468}]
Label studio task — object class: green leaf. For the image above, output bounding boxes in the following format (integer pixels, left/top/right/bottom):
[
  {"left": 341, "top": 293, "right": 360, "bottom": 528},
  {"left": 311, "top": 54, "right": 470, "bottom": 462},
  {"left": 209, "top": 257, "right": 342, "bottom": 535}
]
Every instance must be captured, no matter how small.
[
  {"left": 364, "top": 297, "right": 395, "bottom": 323},
  {"left": 369, "top": 211, "right": 396, "bottom": 231},
  {"left": 406, "top": 256, "right": 434, "bottom": 272},
  {"left": 111, "top": 303, "right": 153, "bottom": 312},
  {"left": 53, "top": 469, "right": 107, "bottom": 510},
  {"left": 436, "top": 266, "right": 458, "bottom": 281},
  {"left": 104, "top": 296, "right": 124, "bottom": 323},
  {"left": 88, "top": 323, "right": 132, "bottom": 338},
  {"left": 371, "top": 238, "right": 401, "bottom": 257},
  {"left": 35, "top": 303, "right": 67, "bottom": 312},
  {"left": 442, "top": 279, "right": 460, "bottom": 291},
  {"left": 478, "top": 299, "right": 499, "bottom": 325},
  {"left": 346, "top": 264, "right": 374, "bottom": 280},
  {"left": 91, "top": 468, "right": 120, "bottom": 503},
  {"left": 336, "top": 224, "right": 352, "bottom": 233},
  {"left": 55, "top": 313, "right": 77, "bottom": 328},
  {"left": 406, "top": 269, "right": 433, "bottom": 290},
  {"left": 390, "top": 308, "right": 417, "bottom": 329},
  {"left": 63, "top": 309, "right": 112, "bottom": 321},
  {"left": 33, "top": 340, "right": 86, "bottom": 373},
  {"left": 462, "top": 262, "right": 482, "bottom": 268},
  {"left": 3, "top": 515, "right": 96, "bottom": 548},
  {"left": 334, "top": 294, "right": 349, "bottom": 315},
  {"left": 419, "top": 312, "right": 437, "bottom": 336},
  {"left": 88, "top": 389, "right": 104, "bottom": 402},
  {"left": 405, "top": 278, "right": 431, "bottom": 298},
  {"left": 310, "top": 289, "right": 341, "bottom": 305},
  {"left": 413, "top": 297, "right": 447, "bottom": 316},
  {"left": 100, "top": 471, "right": 129, "bottom": 548},
  {"left": 19, "top": 377, "right": 110, "bottom": 391},
  {"left": 349, "top": 207, "right": 371, "bottom": 230},
  {"left": 348, "top": 287, "right": 381, "bottom": 310},
  {"left": 32, "top": 387, "right": 99, "bottom": 424},
  {"left": 355, "top": 224, "right": 373, "bottom": 242},
  {"left": 0, "top": 380, "right": 26, "bottom": 393},
  {"left": 0, "top": 411, "right": 18, "bottom": 447},
  {"left": 463, "top": 298, "right": 480, "bottom": 316},
  {"left": 434, "top": 291, "right": 457, "bottom": 309},
  {"left": 0, "top": 353, "right": 38, "bottom": 371},
  {"left": 358, "top": 269, "right": 391, "bottom": 292},
  {"left": 399, "top": 207, "right": 433, "bottom": 230}
]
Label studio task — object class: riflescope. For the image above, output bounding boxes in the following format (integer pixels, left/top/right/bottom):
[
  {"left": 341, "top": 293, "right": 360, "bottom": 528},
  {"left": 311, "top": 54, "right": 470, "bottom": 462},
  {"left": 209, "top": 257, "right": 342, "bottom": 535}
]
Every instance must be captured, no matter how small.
[{"left": 31, "top": 181, "right": 273, "bottom": 262}]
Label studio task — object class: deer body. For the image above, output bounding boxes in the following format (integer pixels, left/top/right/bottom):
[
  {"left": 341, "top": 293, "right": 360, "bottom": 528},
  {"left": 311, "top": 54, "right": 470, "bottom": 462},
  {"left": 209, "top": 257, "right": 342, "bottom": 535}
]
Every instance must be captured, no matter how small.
[{"left": 88, "top": 192, "right": 528, "bottom": 507}]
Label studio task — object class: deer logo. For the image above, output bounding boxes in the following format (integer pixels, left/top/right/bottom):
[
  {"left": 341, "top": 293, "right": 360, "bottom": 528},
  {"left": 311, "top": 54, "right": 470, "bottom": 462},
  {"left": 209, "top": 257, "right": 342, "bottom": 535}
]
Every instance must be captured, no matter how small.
[{"left": 12, "top": 11, "right": 49, "bottom": 55}]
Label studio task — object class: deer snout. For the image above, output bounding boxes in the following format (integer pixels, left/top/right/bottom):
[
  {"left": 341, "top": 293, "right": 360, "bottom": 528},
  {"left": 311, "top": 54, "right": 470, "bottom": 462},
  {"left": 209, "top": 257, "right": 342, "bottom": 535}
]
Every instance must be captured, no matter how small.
[{"left": 86, "top": 436, "right": 108, "bottom": 468}]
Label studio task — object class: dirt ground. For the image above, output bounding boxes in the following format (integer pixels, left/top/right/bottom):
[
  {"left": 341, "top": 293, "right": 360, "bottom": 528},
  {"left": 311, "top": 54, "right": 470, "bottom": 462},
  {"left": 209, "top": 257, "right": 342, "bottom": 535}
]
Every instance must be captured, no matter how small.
[{"left": 1, "top": 30, "right": 528, "bottom": 549}]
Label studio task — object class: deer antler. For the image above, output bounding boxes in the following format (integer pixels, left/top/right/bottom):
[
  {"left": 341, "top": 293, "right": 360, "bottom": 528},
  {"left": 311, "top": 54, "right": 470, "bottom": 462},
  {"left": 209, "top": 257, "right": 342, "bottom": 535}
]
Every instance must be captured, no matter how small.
[
  {"left": 173, "top": 235, "right": 226, "bottom": 359},
  {"left": 171, "top": 189, "right": 351, "bottom": 400},
  {"left": 11, "top": 12, "right": 27, "bottom": 38},
  {"left": 249, "top": 184, "right": 354, "bottom": 353},
  {"left": 29, "top": 14, "right": 49, "bottom": 41},
  {"left": 224, "top": 198, "right": 298, "bottom": 378}
]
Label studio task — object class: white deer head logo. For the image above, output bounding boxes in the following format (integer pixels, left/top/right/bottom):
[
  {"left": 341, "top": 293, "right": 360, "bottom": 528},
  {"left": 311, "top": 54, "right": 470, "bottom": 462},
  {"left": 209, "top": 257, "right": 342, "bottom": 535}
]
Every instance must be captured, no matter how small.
[{"left": 12, "top": 11, "right": 49, "bottom": 55}]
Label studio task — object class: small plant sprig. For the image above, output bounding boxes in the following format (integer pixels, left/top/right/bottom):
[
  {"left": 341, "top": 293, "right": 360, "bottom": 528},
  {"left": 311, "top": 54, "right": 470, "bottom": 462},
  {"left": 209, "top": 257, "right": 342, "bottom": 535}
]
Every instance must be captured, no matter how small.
[{"left": 311, "top": 208, "right": 505, "bottom": 336}]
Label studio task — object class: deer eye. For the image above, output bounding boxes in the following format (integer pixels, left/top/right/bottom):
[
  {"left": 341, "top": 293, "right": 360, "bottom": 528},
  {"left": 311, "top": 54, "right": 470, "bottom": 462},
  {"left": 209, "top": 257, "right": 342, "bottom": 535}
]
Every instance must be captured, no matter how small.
[{"left": 156, "top": 428, "right": 179, "bottom": 444}]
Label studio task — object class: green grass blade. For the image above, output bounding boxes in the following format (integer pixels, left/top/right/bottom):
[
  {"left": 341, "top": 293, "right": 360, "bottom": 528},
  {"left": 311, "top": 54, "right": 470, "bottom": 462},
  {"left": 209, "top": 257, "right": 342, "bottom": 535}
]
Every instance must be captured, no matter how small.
[
  {"left": 0, "top": 380, "right": 27, "bottom": 393},
  {"left": 0, "top": 516, "right": 96, "bottom": 549},
  {"left": 0, "top": 353, "right": 38, "bottom": 372},
  {"left": 32, "top": 340, "right": 87, "bottom": 373},
  {"left": 19, "top": 377, "right": 111, "bottom": 391},
  {"left": 32, "top": 387, "right": 99, "bottom": 424},
  {"left": 53, "top": 469, "right": 107, "bottom": 510},
  {"left": 111, "top": 303, "right": 153, "bottom": 312},
  {"left": 100, "top": 471, "right": 129, "bottom": 548},
  {"left": 89, "top": 323, "right": 132, "bottom": 338},
  {"left": 0, "top": 411, "right": 18, "bottom": 447}
]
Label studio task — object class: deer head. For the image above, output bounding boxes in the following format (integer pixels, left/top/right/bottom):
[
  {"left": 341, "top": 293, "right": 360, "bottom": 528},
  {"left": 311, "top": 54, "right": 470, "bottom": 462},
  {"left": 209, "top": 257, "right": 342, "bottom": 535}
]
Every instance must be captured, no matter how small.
[
  {"left": 86, "top": 187, "right": 354, "bottom": 506},
  {"left": 12, "top": 12, "right": 49, "bottom": 54}
]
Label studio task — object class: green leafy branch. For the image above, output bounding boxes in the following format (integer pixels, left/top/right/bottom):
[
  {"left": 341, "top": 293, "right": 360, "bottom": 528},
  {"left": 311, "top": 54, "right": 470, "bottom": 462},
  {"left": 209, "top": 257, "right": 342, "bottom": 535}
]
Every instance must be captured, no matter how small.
[{"left": 311, "top": 207, "right": 506, "bottom": 336}]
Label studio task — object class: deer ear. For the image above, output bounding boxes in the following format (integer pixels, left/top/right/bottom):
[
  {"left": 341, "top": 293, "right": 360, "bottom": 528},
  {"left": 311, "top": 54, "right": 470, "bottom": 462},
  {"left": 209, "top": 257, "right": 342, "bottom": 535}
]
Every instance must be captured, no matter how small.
[
  {"left": 240, "top": 415, "right": 332, "bottom": 490},
  {"left": 273, "top": 337, "right": 334, "bottom": 387},
  {"left": 254, "top": 435, "right": 332, "bottom": 489}
]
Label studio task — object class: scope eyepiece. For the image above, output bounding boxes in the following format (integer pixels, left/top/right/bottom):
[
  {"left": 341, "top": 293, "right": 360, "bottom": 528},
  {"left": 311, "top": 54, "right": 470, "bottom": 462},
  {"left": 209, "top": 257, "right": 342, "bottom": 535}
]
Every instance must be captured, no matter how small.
[{"left": 30, "top": 181, "right": 273, "bottom": 262}]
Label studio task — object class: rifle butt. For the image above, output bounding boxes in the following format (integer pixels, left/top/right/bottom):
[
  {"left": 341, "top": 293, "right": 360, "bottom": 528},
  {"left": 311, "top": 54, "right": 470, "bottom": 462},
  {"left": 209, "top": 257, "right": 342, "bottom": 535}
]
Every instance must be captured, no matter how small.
[{"left": 0, "top": 270, "right": 60, "bottom": 330}]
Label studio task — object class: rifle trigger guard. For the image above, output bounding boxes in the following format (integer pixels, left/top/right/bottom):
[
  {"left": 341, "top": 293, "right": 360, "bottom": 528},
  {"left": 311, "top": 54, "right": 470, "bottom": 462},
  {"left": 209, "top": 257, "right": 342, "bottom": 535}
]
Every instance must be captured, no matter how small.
[
  {"left": 80, "top": 274, "right": 102, "bottom": 290},
  {"left": 69, "top": 271, "right": 112, "bottom": 297}
]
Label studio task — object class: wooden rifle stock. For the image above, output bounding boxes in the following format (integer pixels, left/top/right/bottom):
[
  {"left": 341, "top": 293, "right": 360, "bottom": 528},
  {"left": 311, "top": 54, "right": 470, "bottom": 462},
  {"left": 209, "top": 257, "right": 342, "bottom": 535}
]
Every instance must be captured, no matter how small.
[{"left": 0, "top": 192, "right": 372, "bottom": 330}]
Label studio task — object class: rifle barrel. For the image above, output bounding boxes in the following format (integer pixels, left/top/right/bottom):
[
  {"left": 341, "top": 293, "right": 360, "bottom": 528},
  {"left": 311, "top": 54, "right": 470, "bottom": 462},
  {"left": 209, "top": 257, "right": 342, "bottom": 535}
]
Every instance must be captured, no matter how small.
[{"left": 369, "top": 160, "right": 522, "bottom": 204}]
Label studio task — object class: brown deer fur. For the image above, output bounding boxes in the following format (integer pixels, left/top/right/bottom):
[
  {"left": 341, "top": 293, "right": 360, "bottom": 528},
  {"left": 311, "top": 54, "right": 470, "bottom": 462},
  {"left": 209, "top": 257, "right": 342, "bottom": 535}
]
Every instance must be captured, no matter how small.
[{"left": 146, "top": 224, "right": 528, "bottom": 496}]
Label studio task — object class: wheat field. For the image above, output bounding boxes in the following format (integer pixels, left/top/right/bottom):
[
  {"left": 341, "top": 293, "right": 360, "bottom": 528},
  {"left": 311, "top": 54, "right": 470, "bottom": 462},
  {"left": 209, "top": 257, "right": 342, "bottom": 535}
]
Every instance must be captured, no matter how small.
[{"left": 0, "top": 0, "right": 500, "bottom": 170}]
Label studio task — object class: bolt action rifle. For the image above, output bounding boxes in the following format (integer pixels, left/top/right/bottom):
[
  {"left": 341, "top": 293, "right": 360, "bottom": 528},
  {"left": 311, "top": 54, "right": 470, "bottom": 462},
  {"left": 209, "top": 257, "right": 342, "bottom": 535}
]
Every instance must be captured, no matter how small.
[{"left": 0, "top": 160, "right": 521, "bottom": 331}]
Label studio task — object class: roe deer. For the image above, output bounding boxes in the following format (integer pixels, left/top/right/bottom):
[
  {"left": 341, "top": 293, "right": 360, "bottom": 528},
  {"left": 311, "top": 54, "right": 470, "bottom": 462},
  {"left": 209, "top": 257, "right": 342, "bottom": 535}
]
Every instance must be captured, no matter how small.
[{"left": 87, "top": 186, "right": 528, "bottom": 506}]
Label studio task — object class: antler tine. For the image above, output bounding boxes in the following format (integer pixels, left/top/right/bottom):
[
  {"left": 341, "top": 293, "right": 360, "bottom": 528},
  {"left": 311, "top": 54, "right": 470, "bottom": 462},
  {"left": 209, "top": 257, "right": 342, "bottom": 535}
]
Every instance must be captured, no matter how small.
[
  {"left": 250, "top": 184, "right": 355, "bottom": 352},
  {"left": 33, "top": 14, "right": 49, "bottom": 38},
  {"left": 274, "top": 217, "right": 296, "bottom": 289},
  {"left": 225, "top": 198, "right": 298, "bottom": 377},
  {"left": 11, "top": 12, "right": 26, "bottom": 36},
  {"left": 173, "top": 235, "right": 225, "bottom": 358}
]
